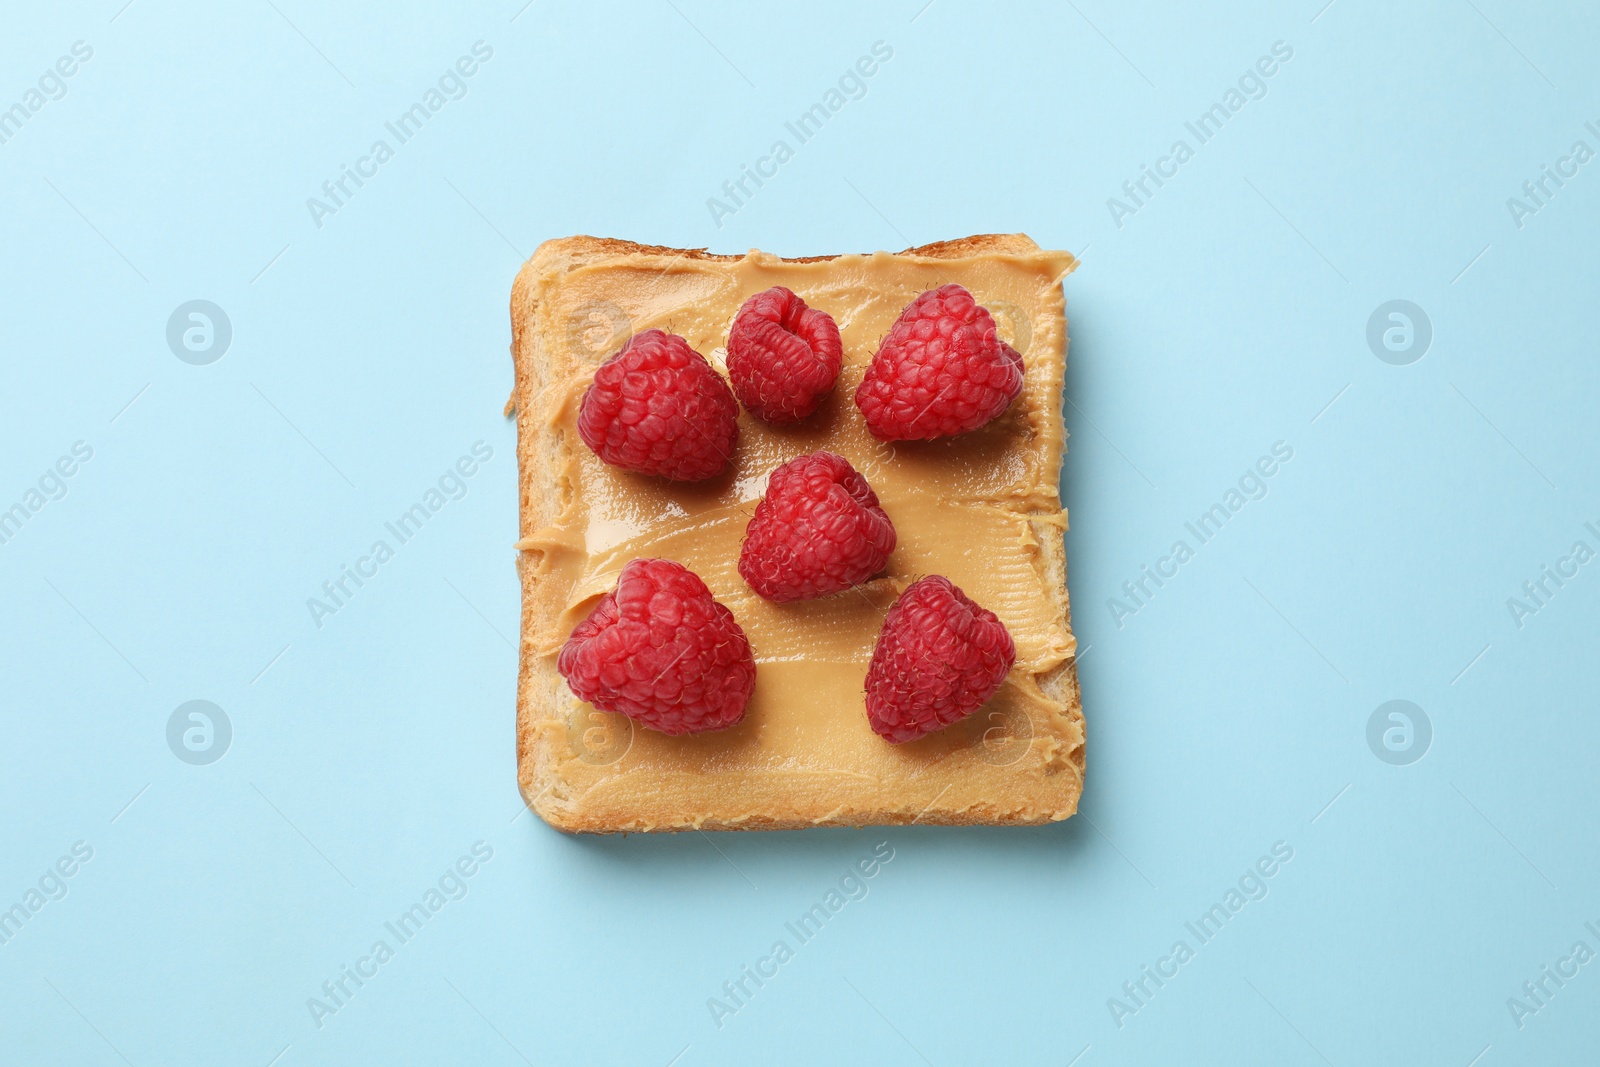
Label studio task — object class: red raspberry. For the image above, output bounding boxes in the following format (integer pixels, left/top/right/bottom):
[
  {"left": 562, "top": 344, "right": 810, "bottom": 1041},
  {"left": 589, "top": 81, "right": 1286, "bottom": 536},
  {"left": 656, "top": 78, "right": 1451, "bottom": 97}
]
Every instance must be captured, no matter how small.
[
  {"left": 854, "top": 284, "right": 1023, "bottom": 441},
  {"left": 557, "top": 558, "right": 755, "bottom": 735},
  {"left": 726, "top": 286, "right": 843, "bottom": 424},
  {"left": 863, "top": 576, "right": 1016, "bottom": 743},
  {"left": 739, "top": 451, "right": 896, "bottom": 603},
  {"left": 577, "top": 329, "right": 739, "bottom": 480}
]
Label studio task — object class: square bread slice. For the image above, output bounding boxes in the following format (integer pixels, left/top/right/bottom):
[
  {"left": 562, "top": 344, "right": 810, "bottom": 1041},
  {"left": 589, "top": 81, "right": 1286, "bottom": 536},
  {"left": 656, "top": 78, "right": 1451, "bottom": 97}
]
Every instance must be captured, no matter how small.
[{"left": 510, "top": 234, "right": 1083, "bottom": 831}]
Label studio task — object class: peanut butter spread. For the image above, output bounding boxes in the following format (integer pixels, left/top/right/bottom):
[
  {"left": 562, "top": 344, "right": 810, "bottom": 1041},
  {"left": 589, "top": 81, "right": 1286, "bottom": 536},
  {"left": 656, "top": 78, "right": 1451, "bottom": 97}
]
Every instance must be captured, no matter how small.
[{"left": 513, "top": 237, "right": 1083, "bottom": 830}]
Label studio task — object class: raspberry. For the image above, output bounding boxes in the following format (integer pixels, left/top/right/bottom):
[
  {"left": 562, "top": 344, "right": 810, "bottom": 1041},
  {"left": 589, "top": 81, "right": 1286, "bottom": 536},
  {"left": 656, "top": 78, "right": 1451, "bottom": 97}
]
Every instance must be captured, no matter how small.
[
  {"left": 577, "top": 329, "right": 739, "bottom": 480},
  {"left": 854, "top": 284, "right": 1024, "bottom": 441},
  {"left": 863, "top": 576, "right": 1016, "bottom": 743},
  {"left": 726, "top": 286, "right": 843, "bottom": 424},
  {"left": 739, "top": 451, "right": 896, "bottom": 603},
  {"left": 557, "top": 558, "right": 755, "bottom": 735}
]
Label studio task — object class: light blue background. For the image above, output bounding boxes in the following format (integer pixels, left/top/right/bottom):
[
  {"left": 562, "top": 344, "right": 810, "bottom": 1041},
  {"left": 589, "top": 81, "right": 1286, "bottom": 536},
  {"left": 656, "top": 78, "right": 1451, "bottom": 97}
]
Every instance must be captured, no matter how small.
[{"left": 2, "top": 1, "right": 1596, "bottom": 1063}]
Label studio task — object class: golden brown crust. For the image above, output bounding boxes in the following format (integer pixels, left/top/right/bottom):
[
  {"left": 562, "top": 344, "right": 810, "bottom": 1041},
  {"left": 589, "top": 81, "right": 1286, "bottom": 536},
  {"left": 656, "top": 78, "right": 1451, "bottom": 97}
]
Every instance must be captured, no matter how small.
[{"left": 510, "top": 235, "right": 1082, "bottom": 832}]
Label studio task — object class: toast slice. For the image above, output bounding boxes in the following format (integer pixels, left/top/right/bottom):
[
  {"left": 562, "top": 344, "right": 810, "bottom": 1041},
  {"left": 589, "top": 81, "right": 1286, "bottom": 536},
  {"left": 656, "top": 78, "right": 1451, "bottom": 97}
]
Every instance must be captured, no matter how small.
[{"left": 510, "top": 234, "right": 1083, "bottom": 831}]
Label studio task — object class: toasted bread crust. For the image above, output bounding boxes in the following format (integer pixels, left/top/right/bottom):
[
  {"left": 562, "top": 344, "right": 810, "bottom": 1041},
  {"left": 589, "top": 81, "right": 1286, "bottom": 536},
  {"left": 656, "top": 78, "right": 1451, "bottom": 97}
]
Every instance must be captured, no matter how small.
[{"left": 511, "top": 235, "right": 1082, "bottom": 831}]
